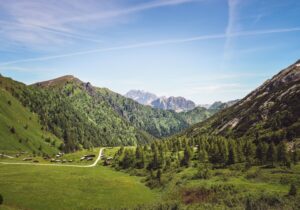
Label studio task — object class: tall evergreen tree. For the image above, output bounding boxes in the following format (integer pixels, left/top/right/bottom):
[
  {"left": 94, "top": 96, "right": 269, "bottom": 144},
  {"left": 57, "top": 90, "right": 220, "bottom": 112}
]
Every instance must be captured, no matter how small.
[
  {"left": 267, "top": 142, "right": 277, "bottom": 166},
  {"left": 256, "top": 142, "right": 268, "bottom": 164},
  {"left": 292, "top": 143, "right": 298, "bottom": 164},
  {"left": 198, "top": 148, "right": 208, "bottom": 163},
  {"left": 181, "top": 144, "right": 193, "bottom": 166},
  {"left": 156, "top": 169, "right": 162, "bottom": 183},
  {"left": 277, "top": 141, "right": 289, "bottom": 165},
  {"left": 227, "top": 140, "right": 237, "bottom": 165},
  {"left": 135, "top": 146, "right": 145, "bottom": 169}
]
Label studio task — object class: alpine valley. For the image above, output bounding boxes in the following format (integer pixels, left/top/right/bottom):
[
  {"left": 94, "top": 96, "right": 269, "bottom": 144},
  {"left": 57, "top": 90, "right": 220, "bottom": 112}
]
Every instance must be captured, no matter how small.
[{"left": 1, "top": 60, "right": 300, "bottom": 210}]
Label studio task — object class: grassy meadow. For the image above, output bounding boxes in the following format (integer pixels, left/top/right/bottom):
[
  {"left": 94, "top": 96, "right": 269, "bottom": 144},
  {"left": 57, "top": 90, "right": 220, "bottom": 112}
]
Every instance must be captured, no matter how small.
[{"left": 0, "top": 164, "right": 159, "bottom": 210}]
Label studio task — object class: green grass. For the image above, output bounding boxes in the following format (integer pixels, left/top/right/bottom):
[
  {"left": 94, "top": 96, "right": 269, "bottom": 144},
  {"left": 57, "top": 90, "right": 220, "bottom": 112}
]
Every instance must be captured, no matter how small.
[
  {"left": 0, "top": 148, "right": 102, "bottom": 166},
  {"left": 161, "top": 163, "right": 300, "bottom": 209},
  {"left": 0, "top": 164, "right": 159, "bottom": 210},
  {"left": 0, "top": 88, "right": 62, "bottom": 155}
]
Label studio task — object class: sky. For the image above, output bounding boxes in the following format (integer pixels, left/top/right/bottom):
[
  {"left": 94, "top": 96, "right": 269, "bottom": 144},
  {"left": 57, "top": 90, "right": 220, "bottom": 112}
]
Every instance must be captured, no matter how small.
[{"left": 0, "top": 0, "right": 300, "bottom": 104}]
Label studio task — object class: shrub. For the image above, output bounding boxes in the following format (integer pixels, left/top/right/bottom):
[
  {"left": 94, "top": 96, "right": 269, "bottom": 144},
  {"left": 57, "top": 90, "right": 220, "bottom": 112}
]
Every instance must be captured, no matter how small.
[
  {"left": 194, "top": 165, "right": 211, "bottom": 179},
  {"left": 288, "top": 183, "right": 297, "bottom": 196},
  {"left": 0, "top": 193, "right": 3, "bottom": 205},
  {"left": 246, "top": 169, "right": 261, "bottom": 180},
  {"left": 10, "top": 126, "right": 16, "bottom": 134}
]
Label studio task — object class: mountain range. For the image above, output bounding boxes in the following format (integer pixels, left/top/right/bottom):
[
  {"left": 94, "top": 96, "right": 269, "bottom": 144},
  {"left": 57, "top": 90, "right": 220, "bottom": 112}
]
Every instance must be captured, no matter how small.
[
  {"left": 1, "top": 60, "right": 299, "bottom": 154},
  {"left": 125, "top": 89, "right": 238, "bottom": 112},
  {"left": 125, "top": 90, "right": 196, "bottom": 112},
  {"left": 184, "top": 60, "right": 300, "bottom": 142}
]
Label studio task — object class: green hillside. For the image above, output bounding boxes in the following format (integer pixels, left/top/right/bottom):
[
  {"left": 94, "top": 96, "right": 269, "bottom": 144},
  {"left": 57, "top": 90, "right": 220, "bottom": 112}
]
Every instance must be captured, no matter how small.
[
  {"left": 29, "top": 76, "right": 154, "bottom": 151},
  {"left": 0, "top": 87, "right": 61, "bottom": 155},
  {"left": 179, "top": 106, "right": 217, "bottom": 125},
  {"left": 0, "top": 74, "right": 219, "bottom": 154}
]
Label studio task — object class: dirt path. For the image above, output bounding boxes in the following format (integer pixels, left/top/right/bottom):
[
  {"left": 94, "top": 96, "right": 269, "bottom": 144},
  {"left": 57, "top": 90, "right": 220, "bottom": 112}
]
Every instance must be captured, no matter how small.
[{"left": 0, "top": 148, "right": 104, "bottom": 168}]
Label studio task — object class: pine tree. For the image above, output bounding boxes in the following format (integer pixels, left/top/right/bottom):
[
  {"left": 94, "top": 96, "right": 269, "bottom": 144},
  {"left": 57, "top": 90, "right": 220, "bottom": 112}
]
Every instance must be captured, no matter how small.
[
  {"left": 150, "top": 143, "right": 159, "bottom": 170},
  {"left": 181, "top": 144, "right": 193, "bottom": 167},
  {"left": 227, "top": 141, "right": 237, "bottom": 165},
  {"left": 135, "top": 146, "right": 145, "bottom": 169},
  {"left": 218, "top": 139, "right": 228, "bottom": 164},
  {"left": 267, "top": 142, "right": 277, "bottom": 166},
  {"left": 121, "top": 149, "right": 135, "bottom": 169},
  {"left": 156, "top": 169, "right": 162, "bottom": 183},
  {"left": 256, "top": 142, "right": 268, "bottom": 164},
  {"left": 292, "top": 143, "right": 298, "bottom": 164},
  {"left": 277, "top": 141, "right": 289, "bottom": 165},
  {"left": 198, "top": 149, "right": 208, "bottom": 163},
  {"left": 243, "top": 140, "right": 255, "bottom": 161},
  {"left": 236, "top": 141, "right": 245, "bottom": 162}
]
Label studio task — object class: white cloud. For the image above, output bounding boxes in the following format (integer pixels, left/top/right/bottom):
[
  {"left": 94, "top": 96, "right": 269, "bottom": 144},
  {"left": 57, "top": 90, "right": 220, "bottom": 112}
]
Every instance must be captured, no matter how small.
[{"left": 1, "top": 27, "right": 300, "bottom": 66}]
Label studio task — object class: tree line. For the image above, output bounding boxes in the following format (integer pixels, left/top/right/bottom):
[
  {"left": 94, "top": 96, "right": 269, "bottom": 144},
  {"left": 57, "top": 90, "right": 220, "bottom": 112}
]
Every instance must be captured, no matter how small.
[{"left": 112, "top": 135, "right": 298, "bottom": 176}]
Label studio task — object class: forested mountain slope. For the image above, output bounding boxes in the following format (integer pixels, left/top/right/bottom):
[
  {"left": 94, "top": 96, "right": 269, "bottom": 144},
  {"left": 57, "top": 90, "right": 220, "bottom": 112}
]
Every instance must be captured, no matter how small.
[
  {"left": 184, "top": 60, "right": 300, "bottom": 142},
  {"left": 178, "top": 106, "right": 217, "bottom": 125},
  {"left": 0, "top": 75, "right": 152, "bottom": 153},
  {"left": 95, "top": 88, "right": 190, "bottom": 137}
]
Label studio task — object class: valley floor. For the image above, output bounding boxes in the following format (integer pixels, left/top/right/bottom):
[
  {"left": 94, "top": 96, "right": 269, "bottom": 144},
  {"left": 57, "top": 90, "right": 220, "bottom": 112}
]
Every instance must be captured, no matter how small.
[
  {"left": 0, "top": 148, "right": 160, "bottom": 210},
  {"left": 1, "top": 147, "right": 300, "bottom": 210}
]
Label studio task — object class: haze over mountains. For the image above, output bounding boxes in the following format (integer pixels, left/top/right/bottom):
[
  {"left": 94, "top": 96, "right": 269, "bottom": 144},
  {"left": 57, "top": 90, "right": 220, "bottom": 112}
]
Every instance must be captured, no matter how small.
[{"left": 125, "top": 90, "right": 238, "bottom": 112}]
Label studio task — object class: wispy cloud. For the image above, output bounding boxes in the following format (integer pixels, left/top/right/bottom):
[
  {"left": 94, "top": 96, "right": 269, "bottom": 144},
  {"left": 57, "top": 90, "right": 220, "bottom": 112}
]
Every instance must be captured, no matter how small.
[
  {"left": 1, "top": 27, "right": 300, "bottom": 66},
  {"left": 221, "top": 0, "right": 241, "bottom": 69},
  {"left": 0, "top": 0, "right": 199, "bottom": 49},
  {"left": 57, "top": 0, "right": 200, "bottom": 24}
]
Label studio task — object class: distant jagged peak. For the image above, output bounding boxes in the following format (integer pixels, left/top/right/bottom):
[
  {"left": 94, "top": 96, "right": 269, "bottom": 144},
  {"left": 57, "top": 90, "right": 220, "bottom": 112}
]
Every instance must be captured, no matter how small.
[
  {"left": 125, "top": 90, "right": 158, "bottom": 106},
  {"left": 125, "top": 89, "right": 196, "bottom": 112}
]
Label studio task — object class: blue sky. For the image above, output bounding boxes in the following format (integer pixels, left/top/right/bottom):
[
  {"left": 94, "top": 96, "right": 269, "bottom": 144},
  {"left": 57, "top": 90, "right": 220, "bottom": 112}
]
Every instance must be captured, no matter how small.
[{"left": 0, "top": 0, "right": 300, "bottom": 104}]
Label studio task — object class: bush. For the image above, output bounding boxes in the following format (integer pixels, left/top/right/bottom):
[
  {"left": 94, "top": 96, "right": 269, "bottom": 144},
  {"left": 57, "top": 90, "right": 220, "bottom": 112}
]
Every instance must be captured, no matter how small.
[
  {"left": 288, "top": 183, "right": 297, "bottom": 196},
  {"left": 10, "top": 126, "right": 16, "bottom": 134},
  {"left": 0, "top": 193, "right": 3, "bottom": 205},
  {"left": 194, "top": 165, "right": 212, "bottom": 179},
  {"left": 245, "top": 169, "right": 261, "bottom": 180}
]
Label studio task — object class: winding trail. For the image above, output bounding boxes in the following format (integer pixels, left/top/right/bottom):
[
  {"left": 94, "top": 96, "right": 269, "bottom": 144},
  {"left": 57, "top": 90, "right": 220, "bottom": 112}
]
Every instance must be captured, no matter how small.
[{"left": 0, "top": 148, "right": 104, "bottom": 168}]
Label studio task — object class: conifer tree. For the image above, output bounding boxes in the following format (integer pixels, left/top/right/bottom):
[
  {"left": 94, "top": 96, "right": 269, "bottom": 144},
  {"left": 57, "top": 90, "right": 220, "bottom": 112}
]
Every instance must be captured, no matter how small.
[
  {"left": 121, "top": 149, "right": 135, "bottom": 169},
  {"left": 243, "top": 140, "right": 255, "bottom": 160},
  {"left": 135, "top": 146, "right": 145, "bottom": 168},
  {"left": 292, "top": 143, "right": 298, "bottom": 164},
  {"left": 277, "top": 141, "right": 289, "bottom": 165},
  {"left": 181, "top": 144, "right": 193, "bottom": 166},
  {"left": 227, "top": 140, "right": 237, "bottom": 165},
  {"left": 156, "top": 169, "right": 162, "bottom": 183},
  {"left": 256, "top": 142, "right": 268, "bottom": 164},
  {"left": 267, "top": 142, "right": 277, "bottom": 166},
  {"left": 198, "top": 149, "right": 208, "bottom": 163}
]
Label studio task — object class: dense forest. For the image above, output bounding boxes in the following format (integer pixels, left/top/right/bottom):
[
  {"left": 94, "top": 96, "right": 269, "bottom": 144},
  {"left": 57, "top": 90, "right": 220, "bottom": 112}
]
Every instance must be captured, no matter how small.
[{"left": 109, "top": 135, "right": 299, "bottom": 209}]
